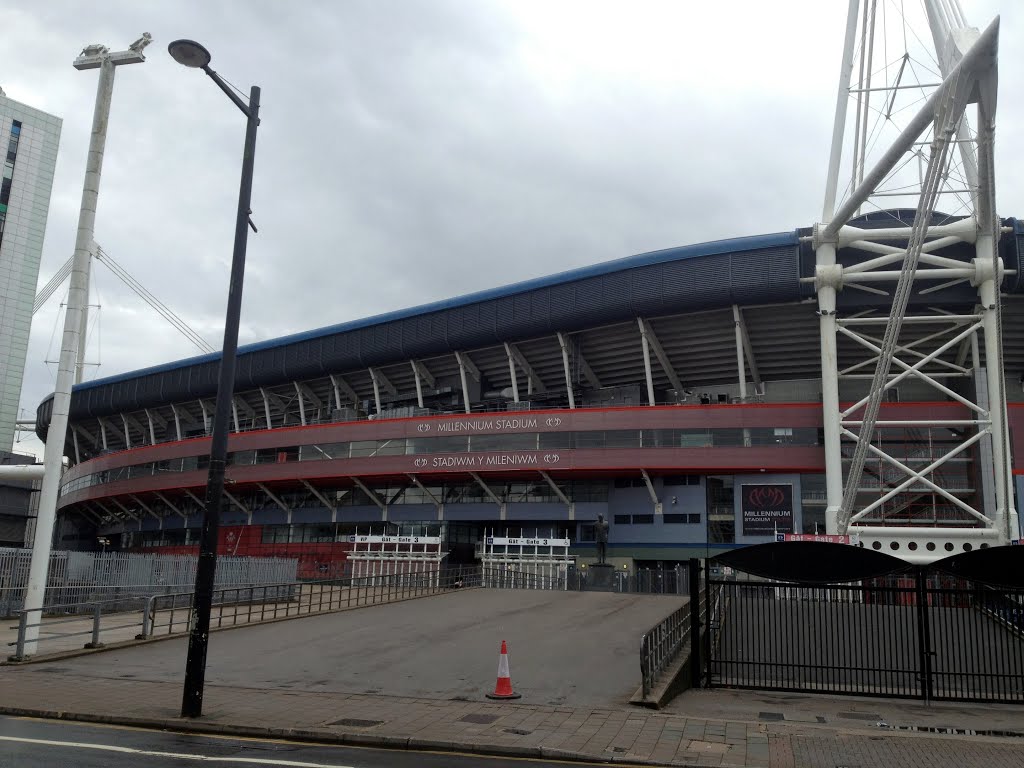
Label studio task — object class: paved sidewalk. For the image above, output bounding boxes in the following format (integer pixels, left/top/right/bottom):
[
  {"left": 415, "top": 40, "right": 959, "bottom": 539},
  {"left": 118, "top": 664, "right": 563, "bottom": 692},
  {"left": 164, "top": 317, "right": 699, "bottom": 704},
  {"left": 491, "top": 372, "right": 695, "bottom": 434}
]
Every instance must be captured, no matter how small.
[{"left": 2, "top": 665, "right": 1023, "bottom": 766}]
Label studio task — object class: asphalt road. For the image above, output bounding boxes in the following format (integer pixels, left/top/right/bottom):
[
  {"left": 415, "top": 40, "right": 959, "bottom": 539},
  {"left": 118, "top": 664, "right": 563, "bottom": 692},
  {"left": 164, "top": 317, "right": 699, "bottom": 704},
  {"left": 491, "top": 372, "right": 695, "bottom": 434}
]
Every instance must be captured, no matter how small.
[
  {"left": 43, "top": 589, "right": 683, "bottom": 708},
  {"left": 0, "top": 715, "right": 613, "bottom": 768}
]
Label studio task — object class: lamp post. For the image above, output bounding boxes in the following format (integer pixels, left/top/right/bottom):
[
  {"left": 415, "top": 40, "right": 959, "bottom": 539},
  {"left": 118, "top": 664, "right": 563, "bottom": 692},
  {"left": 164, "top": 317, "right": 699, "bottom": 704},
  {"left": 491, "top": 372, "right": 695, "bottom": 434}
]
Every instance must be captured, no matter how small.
[
  {"left": 20, "top": 36, "right": 150, "bottom": 660},
  {"left": 169, "top": 39, "right": 260, "bottom": 719}
]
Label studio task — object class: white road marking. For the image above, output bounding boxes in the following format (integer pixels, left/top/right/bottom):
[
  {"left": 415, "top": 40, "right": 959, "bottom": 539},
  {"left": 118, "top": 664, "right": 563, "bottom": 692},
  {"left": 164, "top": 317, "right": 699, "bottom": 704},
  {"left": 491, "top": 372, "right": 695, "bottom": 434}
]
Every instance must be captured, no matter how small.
[{"left": 0, "top": 735, "right": 356, "bottom": 767}]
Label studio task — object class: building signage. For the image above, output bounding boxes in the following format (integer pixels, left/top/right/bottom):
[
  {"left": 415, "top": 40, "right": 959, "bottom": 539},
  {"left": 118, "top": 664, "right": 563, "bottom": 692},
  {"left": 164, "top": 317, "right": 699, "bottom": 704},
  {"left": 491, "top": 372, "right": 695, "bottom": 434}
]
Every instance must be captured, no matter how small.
[
  {"left": 415, "top": 415, "right": 565, "bottom": 434},
  {"left": 412, "top": 452, "right": 561, "bottom": 469},
  {"left": 351, "top": 535, "right": 442, "bottom": 545},
  {"left": 740, "top": 483, "right": 793, "bottom": 536},
  {"left": 486, "top": 537, "right": 571, "bottom": 547},
  {"left": 778, "top": 533, "right": 852, "bottom": 544}
]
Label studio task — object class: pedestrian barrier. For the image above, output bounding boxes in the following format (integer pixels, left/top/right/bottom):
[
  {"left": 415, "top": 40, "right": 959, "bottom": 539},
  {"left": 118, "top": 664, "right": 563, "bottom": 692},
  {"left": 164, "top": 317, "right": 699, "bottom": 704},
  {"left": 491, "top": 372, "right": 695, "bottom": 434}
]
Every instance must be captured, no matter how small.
[
  {"left": 0, "top": 548, "right": 297, "bottom": 617},
  {"left": 7, "top": 565, "right": 480, "bottom": 660},
  {"left": 138, "top": 565, "right": 480, "bottom": 638}
]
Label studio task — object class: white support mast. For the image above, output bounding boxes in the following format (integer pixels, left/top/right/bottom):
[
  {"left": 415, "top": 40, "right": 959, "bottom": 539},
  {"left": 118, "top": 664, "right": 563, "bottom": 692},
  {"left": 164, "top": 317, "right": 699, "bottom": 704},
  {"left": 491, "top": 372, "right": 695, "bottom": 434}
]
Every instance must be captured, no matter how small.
[
  {"left": 814, "top": 2, "right": 1017, "bottom": 561},
  {"left": 19, "top": 36, "right": 150, "bottom": 658}
]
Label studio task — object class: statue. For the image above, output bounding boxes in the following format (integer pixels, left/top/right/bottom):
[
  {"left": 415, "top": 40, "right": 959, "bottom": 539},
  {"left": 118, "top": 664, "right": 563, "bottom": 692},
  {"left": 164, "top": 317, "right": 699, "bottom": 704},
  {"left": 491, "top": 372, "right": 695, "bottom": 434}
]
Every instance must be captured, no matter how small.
[{"left": 595, "top": 513, "right": 609, "bottom": 564}]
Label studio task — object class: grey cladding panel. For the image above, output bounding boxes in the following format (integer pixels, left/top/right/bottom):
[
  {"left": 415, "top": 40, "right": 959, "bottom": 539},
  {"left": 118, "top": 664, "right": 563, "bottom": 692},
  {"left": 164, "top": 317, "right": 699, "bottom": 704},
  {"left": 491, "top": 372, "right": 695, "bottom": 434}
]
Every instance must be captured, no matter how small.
[
  {"left": 573, "top": 277, "right": 607, "bottom": 324},
  {"left": 495, "top": 296, "right": 515, "bottom": 336},
  {"left": 546, "top": 283, "right": 580, "bottom": 329},
  {"left": 766, "top": 246, "right": 800, "bottom": 294},
  {"left": 730, "top": 251, "right": 772, "bottom": 303},
  {"left": 629, "top": 266, "right": 665, "bottom": 316},
  {"left": 285, "top": 339, "right": 326, "bottom": 379},
  {"left": 444, "top": 303, "right": 484, "bottom": 349}
]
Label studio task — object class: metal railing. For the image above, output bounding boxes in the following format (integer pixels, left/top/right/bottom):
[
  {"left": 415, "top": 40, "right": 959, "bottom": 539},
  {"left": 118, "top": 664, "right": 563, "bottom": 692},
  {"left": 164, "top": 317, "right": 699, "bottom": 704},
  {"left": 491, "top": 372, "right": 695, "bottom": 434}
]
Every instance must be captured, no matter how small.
[
  {"left": 640, "top": 602, "right": 690, "bottom": 699},
  {"left": 140, "top": 565, "right": 481, "bottom": 638},
  {"left": 0, "top": 549, "right": 297, "bottom": 617},
  {"left": 7, "top": 565, "right": 480, "bottom": 660},
  {"left": 482, "top": 566, "right": 566, "bottom": 590},
  {"left": 8, "top": 594, "right": 155, "bottom": 661}
]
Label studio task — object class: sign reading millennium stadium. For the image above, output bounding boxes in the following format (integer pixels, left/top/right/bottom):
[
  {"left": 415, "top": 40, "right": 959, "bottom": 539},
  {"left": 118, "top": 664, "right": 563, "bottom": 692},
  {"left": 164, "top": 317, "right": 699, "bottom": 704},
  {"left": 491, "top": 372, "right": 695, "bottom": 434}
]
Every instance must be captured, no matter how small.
[{"left": 415, "top": 416, "right": 565, "bottom": 433}]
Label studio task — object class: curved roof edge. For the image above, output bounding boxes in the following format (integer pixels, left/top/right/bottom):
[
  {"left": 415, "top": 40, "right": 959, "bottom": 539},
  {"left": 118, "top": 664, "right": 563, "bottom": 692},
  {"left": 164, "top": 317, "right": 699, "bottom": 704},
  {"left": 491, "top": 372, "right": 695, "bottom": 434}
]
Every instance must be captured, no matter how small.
[{"left": 72, "top": 230, "right": 798, "bottom": 392}]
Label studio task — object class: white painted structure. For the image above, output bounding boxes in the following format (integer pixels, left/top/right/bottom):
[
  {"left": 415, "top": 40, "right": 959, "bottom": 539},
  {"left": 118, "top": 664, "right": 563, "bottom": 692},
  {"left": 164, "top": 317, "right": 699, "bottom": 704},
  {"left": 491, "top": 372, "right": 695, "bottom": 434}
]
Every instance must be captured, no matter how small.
[
  {"left": 480, "top": 529, "right": 573, "bottom": 589},
  {"left": 21, "top": 38, "right": 150, "bottom": 656},
  {"left": 346, "top": 531, "right": 447, "bottom": 584},
  {"left": 814, "top": 1, "right": 1019, "bottom": 560}
]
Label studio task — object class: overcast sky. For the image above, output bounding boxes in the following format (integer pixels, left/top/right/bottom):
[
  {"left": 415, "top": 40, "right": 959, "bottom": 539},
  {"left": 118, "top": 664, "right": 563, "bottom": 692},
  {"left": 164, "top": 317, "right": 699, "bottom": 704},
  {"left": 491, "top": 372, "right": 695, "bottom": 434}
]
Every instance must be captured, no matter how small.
[{"left": 6, "top": 0, "right": 1022, "bottom": 458}]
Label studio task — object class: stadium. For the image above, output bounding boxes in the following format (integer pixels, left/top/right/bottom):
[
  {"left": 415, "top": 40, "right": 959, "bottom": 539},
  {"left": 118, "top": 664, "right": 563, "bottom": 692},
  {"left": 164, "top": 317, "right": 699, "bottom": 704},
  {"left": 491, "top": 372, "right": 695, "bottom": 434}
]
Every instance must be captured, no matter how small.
[{"left": 35, "top": 209, "right": 1024, "bottom": 577}]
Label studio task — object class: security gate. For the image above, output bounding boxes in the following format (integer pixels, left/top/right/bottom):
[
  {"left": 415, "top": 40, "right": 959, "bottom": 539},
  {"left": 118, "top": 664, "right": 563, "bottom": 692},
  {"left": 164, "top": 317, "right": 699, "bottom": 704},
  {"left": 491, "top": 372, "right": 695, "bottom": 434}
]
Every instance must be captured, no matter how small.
[
  {"left": 347, "top": 528, "right": 447, "bottom": 586},
  {"left": 700, "top": 542, "right": 1024, "bottom": 703},
  {"left": 480, "top": 528, "right": 573, "bottom": 589}
]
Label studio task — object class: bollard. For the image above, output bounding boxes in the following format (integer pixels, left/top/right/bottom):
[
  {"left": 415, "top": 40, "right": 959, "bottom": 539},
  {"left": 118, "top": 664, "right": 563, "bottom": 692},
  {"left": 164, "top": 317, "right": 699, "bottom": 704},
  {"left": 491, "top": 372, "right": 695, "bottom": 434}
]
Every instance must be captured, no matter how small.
[
  {"left": 84, "top": 604, "right": 105, "bottom": 649},
  {"left": 136, "top": 595, "right": 155, "bottom": 639},
  {"left": 9, "top": 611, "right": 28, "bottom": 661}
]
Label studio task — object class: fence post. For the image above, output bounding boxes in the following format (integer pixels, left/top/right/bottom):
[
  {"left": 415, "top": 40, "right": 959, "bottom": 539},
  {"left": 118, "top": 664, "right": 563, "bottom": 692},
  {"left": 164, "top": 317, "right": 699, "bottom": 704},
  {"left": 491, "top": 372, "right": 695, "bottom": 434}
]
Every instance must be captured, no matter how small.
[
  {"left": 137, "top": 595, "right": 156, "bottom": 639},
  {"left": 703, "top": 559, "right": 713, "bottom": 688},
  {"left": 84, "top": 604, "right": 104, "bottom": 649},
  {"left": 914, "top": 565, "right": 934, "bottom": 703},
  {"left": 689, "top": 558, "right": 702, "bottom": 688},
  {"left": 10, "top": 611, "right": 28, "bottom": 660}
]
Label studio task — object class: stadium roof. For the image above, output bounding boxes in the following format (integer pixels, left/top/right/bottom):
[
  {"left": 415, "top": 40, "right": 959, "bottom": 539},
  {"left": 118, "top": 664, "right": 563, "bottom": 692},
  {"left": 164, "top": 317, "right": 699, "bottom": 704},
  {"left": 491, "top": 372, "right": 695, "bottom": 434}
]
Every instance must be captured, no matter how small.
[{"left": 35, "top": 212, "right": 1024, "bottom": 436}]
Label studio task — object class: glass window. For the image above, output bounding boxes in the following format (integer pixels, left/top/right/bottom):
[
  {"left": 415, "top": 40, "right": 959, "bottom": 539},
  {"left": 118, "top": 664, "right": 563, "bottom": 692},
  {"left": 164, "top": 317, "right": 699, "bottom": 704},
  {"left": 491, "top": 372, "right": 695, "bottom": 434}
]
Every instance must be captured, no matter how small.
[
  {"left": 605, "top": 430, "right": 641, "bottom": 448},
  {"left": 575, "top": 431, "right": 605, "bottom": 449},
  {"left": 679, "top": 431, "right": 713, "bottom": 447},
  {"left": 229, "top": 450, "right": 256, "bottom": 466},
  {"left": 632, "top": 514, "right": 654, "bottom": 525},
  {"left": 539, "top": 432, "right": 571, "bottom": 450}
]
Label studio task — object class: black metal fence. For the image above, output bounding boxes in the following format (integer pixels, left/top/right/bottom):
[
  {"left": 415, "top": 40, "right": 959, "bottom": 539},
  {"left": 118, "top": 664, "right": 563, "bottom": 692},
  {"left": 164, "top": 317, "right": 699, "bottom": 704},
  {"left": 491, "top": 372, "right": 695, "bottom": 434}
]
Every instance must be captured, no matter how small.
[
  {"left": 139, "top": 565, "right": 480, "bottom": 639},
  {"left": 696, "top": 542, "right": 1024, "bottom": 704}
]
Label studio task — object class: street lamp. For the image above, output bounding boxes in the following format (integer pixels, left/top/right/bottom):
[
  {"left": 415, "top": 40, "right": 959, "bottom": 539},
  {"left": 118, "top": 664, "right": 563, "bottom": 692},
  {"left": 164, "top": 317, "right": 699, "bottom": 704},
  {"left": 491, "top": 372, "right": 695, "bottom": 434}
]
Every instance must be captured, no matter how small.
[{"left": 170, "top": 39, "right": 261, "bottom": 720}]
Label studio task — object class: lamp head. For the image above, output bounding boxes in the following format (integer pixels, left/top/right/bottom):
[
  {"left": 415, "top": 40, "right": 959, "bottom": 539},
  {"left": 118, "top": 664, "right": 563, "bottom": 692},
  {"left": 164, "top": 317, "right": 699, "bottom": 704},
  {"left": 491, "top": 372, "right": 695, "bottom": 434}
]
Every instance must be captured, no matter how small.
[{"left": 168, "top": 39, "right": 211, "bottom": 69}]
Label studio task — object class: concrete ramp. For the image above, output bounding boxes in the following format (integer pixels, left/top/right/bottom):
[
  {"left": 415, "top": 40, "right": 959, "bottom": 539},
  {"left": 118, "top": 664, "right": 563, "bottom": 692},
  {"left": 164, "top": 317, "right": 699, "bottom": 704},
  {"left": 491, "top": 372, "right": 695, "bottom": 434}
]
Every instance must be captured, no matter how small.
[{"left": 48, "top": 589, "right": 683, "bottom": 708}]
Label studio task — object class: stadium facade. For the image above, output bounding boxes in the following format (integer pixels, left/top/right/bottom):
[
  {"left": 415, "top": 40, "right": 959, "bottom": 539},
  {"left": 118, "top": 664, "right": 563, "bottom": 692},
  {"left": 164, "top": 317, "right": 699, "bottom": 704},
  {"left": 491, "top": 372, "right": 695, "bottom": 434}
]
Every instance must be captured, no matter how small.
[{"left": 36, "top": 210, "right": 1024, "bottom": 576}]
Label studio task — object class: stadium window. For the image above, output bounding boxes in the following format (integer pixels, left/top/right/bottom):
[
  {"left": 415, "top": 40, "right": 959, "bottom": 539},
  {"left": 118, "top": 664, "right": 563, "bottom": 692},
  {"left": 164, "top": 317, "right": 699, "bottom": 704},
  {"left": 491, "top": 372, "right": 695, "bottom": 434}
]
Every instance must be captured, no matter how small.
[
  {"left": 632, "top": 514, "right": 654, "bottom": 525},
  {"left": 662, "top": 475, "right": 700, "bottom": 486},
  {"left": 613, "top": 514, "right": 631, "bottom": 525},
  {"left": 578, "top": 524, "right": 596, "bottom": 542},
  {"left": 664, "top": 513, "right": 700, "bottom": 524}
]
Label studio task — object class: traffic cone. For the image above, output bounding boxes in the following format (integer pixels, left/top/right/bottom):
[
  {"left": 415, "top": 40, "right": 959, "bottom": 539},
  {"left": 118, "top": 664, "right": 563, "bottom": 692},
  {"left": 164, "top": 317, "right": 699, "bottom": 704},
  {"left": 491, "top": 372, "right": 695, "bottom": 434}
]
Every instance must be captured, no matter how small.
[{"left": 486, "top": 640, "right": 522, "bottom": 699}]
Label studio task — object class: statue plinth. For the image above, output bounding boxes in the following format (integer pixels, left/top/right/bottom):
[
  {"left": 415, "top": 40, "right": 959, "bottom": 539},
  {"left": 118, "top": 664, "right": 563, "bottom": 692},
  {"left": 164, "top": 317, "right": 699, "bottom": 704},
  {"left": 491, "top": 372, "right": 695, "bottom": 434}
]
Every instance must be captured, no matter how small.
[{"left": 586, "top": 562, "right": 616, "bottom": 591}]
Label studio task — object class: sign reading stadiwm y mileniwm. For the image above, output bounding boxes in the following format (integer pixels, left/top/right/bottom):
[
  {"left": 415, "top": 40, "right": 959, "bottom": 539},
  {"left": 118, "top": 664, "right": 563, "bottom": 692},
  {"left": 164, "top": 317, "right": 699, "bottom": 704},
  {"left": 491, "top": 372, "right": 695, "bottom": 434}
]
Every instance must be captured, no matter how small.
[{"left": 741, "top": 483, "right": 794, "bottom": 536}]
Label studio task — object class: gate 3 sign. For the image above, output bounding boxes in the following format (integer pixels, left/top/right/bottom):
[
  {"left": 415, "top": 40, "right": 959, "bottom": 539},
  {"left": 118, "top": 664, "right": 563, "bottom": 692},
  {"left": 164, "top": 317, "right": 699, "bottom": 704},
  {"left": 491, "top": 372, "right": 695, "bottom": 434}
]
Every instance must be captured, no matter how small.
[{"left": 741, "top": 484, "right": 793, "bottom": 536}]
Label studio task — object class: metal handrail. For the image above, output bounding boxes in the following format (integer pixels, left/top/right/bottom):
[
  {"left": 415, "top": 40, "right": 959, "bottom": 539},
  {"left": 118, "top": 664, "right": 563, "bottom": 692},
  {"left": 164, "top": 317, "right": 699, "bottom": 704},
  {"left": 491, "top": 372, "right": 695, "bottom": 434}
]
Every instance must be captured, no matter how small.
[
  {"left": 140, "top": 566, "right": 482, "bottom": 638},
  {"left": 480, "top": 566, "right": 568, "bottom": 591},
  {"left": 8, "top": 565, "right": 481, "bottom": 661},
  {"left": 639, "top": 603, "right": 690, "bottom": 699}
]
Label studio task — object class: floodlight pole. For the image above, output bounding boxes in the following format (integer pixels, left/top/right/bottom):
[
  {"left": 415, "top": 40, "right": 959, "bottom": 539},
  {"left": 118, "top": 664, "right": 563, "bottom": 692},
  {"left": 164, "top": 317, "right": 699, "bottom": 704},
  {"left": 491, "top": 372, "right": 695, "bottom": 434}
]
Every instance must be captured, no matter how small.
[
  {"left": 18, "top": 41, "right": 147, "bottom": 660},
  {"left": 180, "top": 67, "right": 260, "bottom": 719}
]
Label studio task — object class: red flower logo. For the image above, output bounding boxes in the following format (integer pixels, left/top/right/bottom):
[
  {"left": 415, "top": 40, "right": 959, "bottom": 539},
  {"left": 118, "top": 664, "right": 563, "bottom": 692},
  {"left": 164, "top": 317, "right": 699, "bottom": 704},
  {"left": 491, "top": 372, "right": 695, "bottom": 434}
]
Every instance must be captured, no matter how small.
[{"left": 749, "top": 486, "right": 785, "bottom": 508}]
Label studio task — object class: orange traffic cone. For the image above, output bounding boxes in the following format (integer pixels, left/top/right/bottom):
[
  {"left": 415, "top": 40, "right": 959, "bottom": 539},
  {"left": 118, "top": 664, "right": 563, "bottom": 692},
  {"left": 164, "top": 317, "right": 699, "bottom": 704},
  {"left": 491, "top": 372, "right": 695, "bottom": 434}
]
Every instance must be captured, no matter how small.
[{"left": 486, "top": 640, "right": 522, "bottom": 700}]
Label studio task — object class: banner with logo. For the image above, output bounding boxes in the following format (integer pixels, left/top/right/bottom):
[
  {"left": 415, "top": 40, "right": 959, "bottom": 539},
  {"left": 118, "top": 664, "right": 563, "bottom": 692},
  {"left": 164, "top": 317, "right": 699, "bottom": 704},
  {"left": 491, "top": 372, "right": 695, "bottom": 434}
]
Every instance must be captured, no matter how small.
[{"left": 740, "top": 483, "right": 793, "bottom": 536}]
